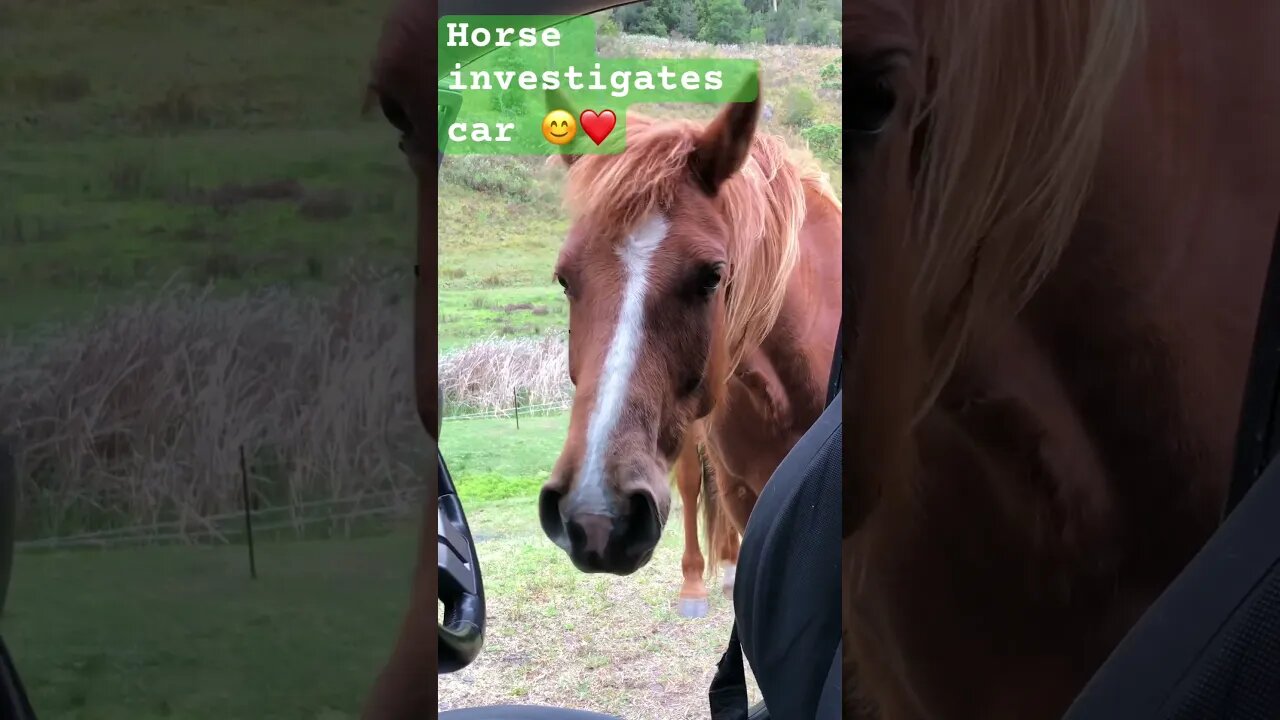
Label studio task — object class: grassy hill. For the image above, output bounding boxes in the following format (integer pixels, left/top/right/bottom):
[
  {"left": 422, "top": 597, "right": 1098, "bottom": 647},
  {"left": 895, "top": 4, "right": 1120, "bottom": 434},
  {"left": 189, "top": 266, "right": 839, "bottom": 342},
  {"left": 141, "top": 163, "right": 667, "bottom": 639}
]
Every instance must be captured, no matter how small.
[
  {"left": 0, "top": 0, "right": 840, "bottom": 339},
  {"left": 0, "top": 0, "right": 406, "bottom": 330}
]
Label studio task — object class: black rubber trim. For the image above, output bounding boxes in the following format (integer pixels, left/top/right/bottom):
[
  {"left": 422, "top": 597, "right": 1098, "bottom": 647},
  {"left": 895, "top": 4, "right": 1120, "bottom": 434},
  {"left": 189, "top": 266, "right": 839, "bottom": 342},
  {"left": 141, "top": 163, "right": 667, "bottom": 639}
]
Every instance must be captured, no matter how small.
[
  {"left": 0, "top": 636, "right": 36, "bottom": 720},
  {"left": 438, "top": 450, "right": 486, "bottom": 673},
  {"left": 1226, "top": 213, "right": 1280, "bottom": 516},
  {"left": 826, "top": 315, "right": 842, "bottom": 405}
]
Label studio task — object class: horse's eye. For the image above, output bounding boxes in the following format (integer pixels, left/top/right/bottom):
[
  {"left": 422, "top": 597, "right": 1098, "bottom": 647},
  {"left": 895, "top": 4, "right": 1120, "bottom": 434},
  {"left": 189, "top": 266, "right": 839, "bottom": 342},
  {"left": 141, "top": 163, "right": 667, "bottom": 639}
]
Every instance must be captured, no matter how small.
[
  {"left": 692, "top": 262, "right": 725, "bottom": 299},
  {"left": 556, "top": 274, "right": 571, "bottom": 296},
  {"left": 849, "top": 74, "right": 896, "bottom": 135}
]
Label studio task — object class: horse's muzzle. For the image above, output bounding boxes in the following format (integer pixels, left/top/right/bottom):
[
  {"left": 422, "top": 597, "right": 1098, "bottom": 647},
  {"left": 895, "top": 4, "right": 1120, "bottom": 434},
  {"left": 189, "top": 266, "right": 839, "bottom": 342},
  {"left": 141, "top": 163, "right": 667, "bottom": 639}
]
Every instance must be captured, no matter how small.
[{"left": 539, "top": 486, "right": 663, "bottom": 575}]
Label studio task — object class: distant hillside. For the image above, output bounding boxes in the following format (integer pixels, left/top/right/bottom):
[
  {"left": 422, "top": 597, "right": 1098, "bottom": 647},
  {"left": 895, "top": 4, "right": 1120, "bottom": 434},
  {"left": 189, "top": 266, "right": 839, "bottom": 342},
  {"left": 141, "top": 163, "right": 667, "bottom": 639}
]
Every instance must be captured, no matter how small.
[{"left": 0, "top": 0, "right": 839, "bottom": 334}]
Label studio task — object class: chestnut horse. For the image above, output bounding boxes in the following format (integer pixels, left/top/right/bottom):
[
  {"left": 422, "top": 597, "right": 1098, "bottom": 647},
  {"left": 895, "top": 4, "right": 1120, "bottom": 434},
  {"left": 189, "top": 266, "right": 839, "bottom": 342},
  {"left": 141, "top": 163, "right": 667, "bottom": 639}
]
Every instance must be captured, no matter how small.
[
  {"left": 537, "top": 88, "right": 842, "bottom": 576},
  {"left": 673, "top": 420, "right": 739, "bottom": 618},
  {"left": 844, "top": 1, "right": 1280, "bottom": 719}
]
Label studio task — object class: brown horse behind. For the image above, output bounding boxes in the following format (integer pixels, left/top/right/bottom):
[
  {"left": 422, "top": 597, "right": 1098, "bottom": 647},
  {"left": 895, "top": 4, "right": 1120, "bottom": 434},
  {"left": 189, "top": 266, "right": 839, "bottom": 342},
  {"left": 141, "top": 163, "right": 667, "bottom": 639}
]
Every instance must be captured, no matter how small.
[
  {"left": 844, "top": 1, "right": 1280, "bottom": 718},
  {"left": 672, "top": 420, "right": 739, "bottom": 618}
]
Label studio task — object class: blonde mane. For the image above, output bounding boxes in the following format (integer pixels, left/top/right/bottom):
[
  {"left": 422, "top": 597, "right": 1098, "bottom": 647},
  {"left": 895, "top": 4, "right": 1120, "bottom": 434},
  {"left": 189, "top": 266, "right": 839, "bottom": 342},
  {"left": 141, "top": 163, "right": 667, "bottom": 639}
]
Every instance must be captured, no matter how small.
[
  {"left": 898, "top": 0, "right": 1145, "bottom": 422},
  {"left": 562, "top": 112, "right": 841, "bottom": 382}
]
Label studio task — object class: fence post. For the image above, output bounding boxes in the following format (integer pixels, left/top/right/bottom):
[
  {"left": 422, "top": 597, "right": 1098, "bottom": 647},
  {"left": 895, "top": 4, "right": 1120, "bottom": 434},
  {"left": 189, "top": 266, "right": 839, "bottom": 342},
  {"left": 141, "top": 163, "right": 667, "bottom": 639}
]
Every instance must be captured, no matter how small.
[
  {"left": 514, "top": 389, "right": 520, "bottom": 429},
  {"left": 239, "top": 445, "right": 257, "bottom": 580}
]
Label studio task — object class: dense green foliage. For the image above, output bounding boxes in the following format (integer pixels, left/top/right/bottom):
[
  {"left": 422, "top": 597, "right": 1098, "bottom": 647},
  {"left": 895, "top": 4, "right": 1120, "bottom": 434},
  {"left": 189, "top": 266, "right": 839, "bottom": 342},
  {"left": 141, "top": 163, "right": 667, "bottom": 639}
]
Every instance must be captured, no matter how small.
[
  {"left": 610, "top": 0, "right": 840, "bottom": 46},
  {"left": 802, "top": 123, "right": 841, "bottom": 165},
  {"left": 819, "top": 56, "right": 842, "bottom": 91},
  {"left": 781, "top": 86, "right": 818, "bottom": 128}
]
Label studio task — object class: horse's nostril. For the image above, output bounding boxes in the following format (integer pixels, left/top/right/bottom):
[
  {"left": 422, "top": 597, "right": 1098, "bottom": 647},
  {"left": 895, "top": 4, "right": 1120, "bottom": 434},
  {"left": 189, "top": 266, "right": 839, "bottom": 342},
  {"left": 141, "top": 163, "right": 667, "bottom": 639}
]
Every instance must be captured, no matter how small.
[
  {"left": 538, "top": 487, "right": 568, "bottom": 548},
  {"left": 622, "top": 491, "right": 662, "bottom": 557},
  {"left": 566, "top": 519, "right": 586, "bottom": 547}
]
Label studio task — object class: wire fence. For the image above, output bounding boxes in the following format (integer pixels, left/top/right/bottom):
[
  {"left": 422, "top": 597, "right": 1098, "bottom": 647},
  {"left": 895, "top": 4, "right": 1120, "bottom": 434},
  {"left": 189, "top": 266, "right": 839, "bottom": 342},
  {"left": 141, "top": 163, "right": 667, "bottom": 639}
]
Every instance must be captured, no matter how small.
[
  {"left": 16, "top": 486, "right": 425, "bottom": 551},
  {"left": 14, "top": 387, "right": 568, "bottom": 553},
  {"left": 445, "top": 399, "right": 571, "bottom": 421}
]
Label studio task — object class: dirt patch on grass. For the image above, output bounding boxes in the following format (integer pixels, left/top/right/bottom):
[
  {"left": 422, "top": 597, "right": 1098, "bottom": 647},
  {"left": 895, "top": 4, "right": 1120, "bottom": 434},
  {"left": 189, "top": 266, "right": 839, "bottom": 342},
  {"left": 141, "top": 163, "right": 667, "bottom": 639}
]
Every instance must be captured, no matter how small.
[
  {"left": 297, "top": 193, "right": 352, "bottom": 221},
  {"left": 165, "top": 178, "right": 354, "bottom": 221},
  {"left": 497, "top": 303, "right": 551, "bottom": 317}
]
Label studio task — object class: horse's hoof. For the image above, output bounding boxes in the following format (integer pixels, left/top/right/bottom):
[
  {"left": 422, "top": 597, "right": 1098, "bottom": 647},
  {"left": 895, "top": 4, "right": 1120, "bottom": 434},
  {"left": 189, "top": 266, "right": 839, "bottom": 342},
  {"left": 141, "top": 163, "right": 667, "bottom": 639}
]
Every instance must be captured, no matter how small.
[
  {"left": 678, "top": 597, "right": 710, "bottom": 618},
  {"left": 721, "top": 564, "right": 737, "bottom": 599}
]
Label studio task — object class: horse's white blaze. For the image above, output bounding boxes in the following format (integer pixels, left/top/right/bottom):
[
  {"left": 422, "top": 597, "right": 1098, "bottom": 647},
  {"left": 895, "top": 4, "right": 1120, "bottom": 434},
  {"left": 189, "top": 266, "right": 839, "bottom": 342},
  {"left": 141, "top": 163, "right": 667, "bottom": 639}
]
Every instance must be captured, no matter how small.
[{"left": 571, "top": 214, "right": 668, "bottom": 513}]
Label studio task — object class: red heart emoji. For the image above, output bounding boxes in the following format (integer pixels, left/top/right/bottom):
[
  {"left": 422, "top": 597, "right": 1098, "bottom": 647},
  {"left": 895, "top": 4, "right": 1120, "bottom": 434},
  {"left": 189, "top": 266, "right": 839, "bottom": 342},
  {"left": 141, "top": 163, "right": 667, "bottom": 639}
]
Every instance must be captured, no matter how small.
[{"left": 579, "top": 109, "right": 616, "bottom": 146}]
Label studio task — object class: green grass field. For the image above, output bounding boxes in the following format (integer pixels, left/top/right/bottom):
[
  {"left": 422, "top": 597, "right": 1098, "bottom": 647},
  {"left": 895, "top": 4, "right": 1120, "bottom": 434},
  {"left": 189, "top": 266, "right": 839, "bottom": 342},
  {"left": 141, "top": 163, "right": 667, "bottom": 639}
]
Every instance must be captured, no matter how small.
[
  {"left": 436, "top": 177, "right": 570, "bottom": 351},
  {"left": 436, "top": 415, "right": 758, "bottom": 718},
  {"left": 6, "top": 531, "right": 418, "bottom": 720},
  {"left": 1, "top": 414, "right": 551, "bottom": 720},
  {"left": 0, "top": 0, "right": 408, "bottom": 332}
]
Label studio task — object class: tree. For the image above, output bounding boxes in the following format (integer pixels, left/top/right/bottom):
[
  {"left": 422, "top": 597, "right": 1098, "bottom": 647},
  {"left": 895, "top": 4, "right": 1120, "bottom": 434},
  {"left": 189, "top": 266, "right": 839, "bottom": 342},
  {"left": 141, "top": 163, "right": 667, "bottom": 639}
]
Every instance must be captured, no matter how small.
[
  {"left": 697, "top": 0, "right": 750, "bottom": 44},
  {"left": 763, "top": 1, "right": 795, "bottom": 43},
  {"left": 792, "top": 1, "right": 838, "bottom": 45},
  {"left": 607, "top": 0, "right": 839, "bottom": 47},
  {"left": 631, "top": 4, "right": 669, "bottom": 36},
  {"left": 671, "top": 2, "right": 701, "bottom": 38},
  {"left": 651, "top": 0, "right": 681, "bottom": 31},
  {"left": 611, "top": 4, "right": 662, "bottom": 35}
]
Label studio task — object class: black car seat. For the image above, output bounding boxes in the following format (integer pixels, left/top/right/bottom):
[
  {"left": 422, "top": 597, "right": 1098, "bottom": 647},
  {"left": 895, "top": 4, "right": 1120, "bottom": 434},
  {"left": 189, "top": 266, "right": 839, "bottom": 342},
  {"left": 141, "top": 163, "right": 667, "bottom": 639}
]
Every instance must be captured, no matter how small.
[
  {"left": 1063, "top": 215, "right": 1280, "bottom": 719},
  {"left": 1063, "top": 456, "right": 1280, "bottom": 719},
  {"left": 709, "top": 319, "right": 843, "bottom": 720}
]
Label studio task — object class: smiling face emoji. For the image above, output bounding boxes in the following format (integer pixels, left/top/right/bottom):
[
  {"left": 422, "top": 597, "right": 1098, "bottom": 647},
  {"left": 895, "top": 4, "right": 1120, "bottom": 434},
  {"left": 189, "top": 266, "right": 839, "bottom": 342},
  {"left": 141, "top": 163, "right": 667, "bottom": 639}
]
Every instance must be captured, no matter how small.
[{"left": 541, "top": 110, "right": 577, "bottom": 146}]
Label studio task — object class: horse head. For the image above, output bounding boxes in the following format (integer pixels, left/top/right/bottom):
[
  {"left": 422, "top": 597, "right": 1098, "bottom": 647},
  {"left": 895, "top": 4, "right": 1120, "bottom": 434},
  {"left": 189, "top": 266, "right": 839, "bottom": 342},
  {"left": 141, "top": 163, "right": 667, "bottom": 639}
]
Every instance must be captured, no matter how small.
[{"left": 537, "top": 84, "right": 768, "bottom": 575}]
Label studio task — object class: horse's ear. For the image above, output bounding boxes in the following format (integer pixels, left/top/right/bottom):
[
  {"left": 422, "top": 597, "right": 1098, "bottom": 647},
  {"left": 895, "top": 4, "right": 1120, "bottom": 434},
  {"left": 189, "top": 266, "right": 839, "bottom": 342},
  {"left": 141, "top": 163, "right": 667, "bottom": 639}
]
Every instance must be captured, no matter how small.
[
  {"left": 688, "top": 75, "right": 761, "bottom": 196},
  {"left": 545, "top": 86, "right": 581, "bottom": 167}
]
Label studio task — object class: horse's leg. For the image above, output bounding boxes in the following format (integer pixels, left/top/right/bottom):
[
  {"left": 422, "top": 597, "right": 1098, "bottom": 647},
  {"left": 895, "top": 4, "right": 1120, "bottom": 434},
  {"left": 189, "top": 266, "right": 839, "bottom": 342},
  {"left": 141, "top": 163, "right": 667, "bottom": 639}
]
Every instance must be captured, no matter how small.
[
  {"left": 715, "top": 509, "right": 741, "bottom": 599},
  {"left": 675, "top": 436, "right": 710, "bottom": 618},
  {"left": 712, "top": 462, "right": 757, "bottom": 600},
  {"left": 699, "top": 441, "right": 754, "bottom": 599},
  {"left": 719, "top": 475, "right": 758, "bottom": 537}
]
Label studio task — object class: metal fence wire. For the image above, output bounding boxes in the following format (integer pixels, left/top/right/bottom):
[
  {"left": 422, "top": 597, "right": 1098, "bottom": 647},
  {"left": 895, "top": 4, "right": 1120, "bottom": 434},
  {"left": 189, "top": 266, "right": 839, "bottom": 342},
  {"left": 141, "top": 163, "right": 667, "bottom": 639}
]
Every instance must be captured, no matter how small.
[
  {"left": 17, "top": 486, "right": 425, "bottom": 551},
  {"left": 18, "top": 387, "right": 569, "bottom": 551}
]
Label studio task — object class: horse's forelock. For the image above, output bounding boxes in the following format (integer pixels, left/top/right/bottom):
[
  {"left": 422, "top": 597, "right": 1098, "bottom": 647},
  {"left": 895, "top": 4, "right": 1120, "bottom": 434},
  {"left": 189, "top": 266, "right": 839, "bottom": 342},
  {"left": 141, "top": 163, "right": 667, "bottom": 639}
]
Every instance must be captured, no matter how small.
[{"left": 563, "top": 115, "right": 697, "bottom": 232}]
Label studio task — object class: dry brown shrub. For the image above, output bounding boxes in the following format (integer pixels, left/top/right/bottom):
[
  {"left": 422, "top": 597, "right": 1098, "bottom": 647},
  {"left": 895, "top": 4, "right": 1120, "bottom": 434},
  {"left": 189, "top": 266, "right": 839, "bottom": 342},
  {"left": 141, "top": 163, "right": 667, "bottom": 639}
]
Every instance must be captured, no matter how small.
[
  {"left": 439, "top": 334, "right": 570, "bottom": 416},
  {"left": 0, "top": 275, "right": 425, "bottom": 539}
]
